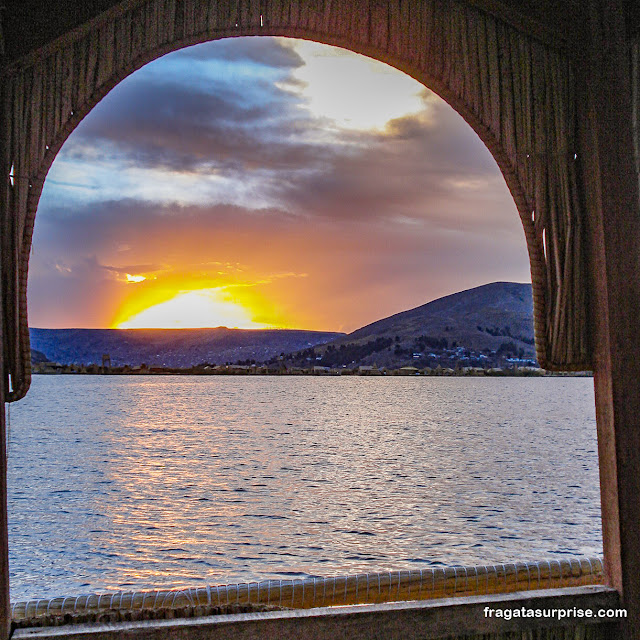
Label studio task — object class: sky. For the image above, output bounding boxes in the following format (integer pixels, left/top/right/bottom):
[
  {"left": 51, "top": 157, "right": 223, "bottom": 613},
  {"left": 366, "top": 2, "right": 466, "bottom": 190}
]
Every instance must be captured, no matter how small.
[{"left": 29, "top": 36, "right": 530, "bottom": 332}]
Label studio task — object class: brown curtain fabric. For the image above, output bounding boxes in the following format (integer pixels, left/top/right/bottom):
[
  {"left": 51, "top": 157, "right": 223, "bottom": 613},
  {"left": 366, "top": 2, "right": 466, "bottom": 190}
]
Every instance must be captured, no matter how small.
[
  {"left": 1, "top": 72, "right": 35, "bottom": 403},
  {"left": 632, "top": 40, "right": 640, "bottom": 199},
  {"left": 0, "top": 0, "right": 591, "bottom": 401}
]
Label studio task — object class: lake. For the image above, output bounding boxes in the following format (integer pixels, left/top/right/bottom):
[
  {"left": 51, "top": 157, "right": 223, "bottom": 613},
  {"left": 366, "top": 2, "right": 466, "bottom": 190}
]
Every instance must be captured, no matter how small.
[{"left": 6, "top": 375, "right": 602, "bottom": 601}]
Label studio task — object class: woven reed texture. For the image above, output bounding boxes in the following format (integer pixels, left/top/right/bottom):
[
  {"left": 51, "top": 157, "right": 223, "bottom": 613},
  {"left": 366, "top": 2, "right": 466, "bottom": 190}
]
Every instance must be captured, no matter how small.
[
  {"left": 1, "top": 0, "right": 594, "bottom": 400},
  {"left": 632, "top": 40, "right": 640, "bottom": 198},
  {"left": 11, "top": 557, "right": 603, "bottom": 627}
]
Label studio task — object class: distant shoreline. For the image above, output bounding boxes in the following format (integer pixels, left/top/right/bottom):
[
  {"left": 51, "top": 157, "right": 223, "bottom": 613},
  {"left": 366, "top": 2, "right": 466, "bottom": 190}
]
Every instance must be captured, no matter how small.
[{"left": 32, "top": 365, "right": 593, "bottom": 378}]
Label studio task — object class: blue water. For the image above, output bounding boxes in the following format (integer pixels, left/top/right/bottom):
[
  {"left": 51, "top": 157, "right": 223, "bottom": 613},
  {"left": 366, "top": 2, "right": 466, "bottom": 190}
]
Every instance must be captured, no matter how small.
[{"left": 7, "top": 375, "right": 601, "bottom": 600}]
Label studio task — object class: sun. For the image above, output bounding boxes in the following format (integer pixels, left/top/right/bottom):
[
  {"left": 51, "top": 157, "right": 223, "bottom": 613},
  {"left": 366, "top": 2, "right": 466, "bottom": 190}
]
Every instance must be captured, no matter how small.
[{"left": 116, "top": 288, "right": 269, "bottom": 329}]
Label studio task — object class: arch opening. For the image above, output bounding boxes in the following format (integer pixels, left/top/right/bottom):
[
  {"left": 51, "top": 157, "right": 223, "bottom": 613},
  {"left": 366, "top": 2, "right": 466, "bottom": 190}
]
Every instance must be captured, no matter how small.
[{"left": 6, "top": 36, "right": 602, "bottom": 604}]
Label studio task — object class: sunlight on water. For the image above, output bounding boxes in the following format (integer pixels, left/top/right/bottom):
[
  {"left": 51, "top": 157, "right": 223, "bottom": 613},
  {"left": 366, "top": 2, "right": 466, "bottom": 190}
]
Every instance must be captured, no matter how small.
[{"left": 7, "top": 376, "right": 601, "bottom": 600}]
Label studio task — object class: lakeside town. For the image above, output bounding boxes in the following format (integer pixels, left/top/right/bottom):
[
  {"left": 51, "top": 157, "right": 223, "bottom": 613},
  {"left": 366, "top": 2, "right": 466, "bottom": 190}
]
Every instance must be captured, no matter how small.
[{"left": 32, "top": 359, "right": 589, "bottom": 377}]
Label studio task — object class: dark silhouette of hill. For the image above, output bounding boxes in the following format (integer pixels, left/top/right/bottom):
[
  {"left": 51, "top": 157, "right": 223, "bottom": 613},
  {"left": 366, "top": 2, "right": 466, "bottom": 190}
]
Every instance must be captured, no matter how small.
[
  {"left": 30, "top": 348, "right": 50, "bottom": 364},
  {"left": 29, "top": 328, "right": 344, "bottom": 368},
  {"left": 279, "top": 282, "right": 536, "bottom": 369},
  {"left": 345, "top": 282, "right": 532, "bottom": 347}
]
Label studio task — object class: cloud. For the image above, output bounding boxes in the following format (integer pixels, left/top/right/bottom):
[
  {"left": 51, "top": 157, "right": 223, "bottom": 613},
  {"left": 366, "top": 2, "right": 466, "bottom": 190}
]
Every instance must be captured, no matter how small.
[
  {"left": 268, "top": 107, "right": 516, "bottom": 230},
  {"left": 170, "top": 37, "right": 304, "bottom": 68},
  {"left": 55, "top": 38, "right": 313, "bottom": 182},
  {"left": 59, "top": 77, "right": 512, "bottom": 231},
  {"left": 52, "top": 37, "right": 511, "bottom": 228},
  {"left": 66, "top": 79, "right": 316, "bottom": 175}
]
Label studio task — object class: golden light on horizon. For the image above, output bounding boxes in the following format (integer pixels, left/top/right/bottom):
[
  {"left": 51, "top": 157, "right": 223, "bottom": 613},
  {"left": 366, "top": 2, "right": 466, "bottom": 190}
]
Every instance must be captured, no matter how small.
[
  {"left": 115, "top": 288, "right": 270, "bottom": 329},
  {"left": 126, "top": 274, "right": 147, "bottom": 283}
]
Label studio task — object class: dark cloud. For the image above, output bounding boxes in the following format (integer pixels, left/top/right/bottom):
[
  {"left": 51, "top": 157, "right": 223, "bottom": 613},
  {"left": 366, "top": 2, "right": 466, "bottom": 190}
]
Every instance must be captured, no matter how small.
[
  {"left": 270, "top": 108, "right": 516, "bottom": 229},
  {"left": 33, "top": 194, "right": 524, "bottom": 275},
  {"left": 65, "top": 80, "right": 299, "bottom": 171},
  {"left": 32, "top": 199, "right": 299, "bottom": 263},
  {"left": 170, "top": 37, "right": 304, "bottom": 68},
  {"left": 27, "top": 255, "right": 127, "bottom": 329},
  {"left": 384, "top": 100, "right": 501, "bottom": 175},
  {"left": 62, "top": 37, "right": 314, "bottom": 176},
  {"left": 68, "top": 77, "right": 322, "bottom": 175},
  {"left": 101, "top": 263, "right": 164, "bottom": 276}
]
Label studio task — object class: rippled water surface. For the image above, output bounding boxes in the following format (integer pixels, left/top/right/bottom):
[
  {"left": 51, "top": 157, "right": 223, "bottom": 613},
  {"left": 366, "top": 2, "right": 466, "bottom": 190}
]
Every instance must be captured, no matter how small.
[{"left": 7, "top": 375, "right": 601, "bottom": 600}]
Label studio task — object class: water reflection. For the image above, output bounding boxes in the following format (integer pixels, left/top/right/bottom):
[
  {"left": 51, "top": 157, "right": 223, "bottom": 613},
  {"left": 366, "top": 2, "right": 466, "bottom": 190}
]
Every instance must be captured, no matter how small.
[{"left": 8, "top": 376, "right": 601, "bottom": 599}]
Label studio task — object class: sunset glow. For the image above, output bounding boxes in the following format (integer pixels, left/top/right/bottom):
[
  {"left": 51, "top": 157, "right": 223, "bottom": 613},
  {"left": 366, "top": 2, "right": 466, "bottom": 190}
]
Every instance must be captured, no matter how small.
[
  {"left": 125, "top": 274, "right": 147, "bottom": 283},
  {"left": 116, "top": 289, "right": 269, "bottom": 329}
]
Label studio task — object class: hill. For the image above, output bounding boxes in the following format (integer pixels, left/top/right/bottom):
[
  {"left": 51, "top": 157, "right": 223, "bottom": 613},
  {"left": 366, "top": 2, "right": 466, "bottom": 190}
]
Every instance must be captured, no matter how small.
[
  {"left": 277, "top": 282, "right": 536, "bottom": 370},
  {"left": 30, "top": 348, "right": 50, "bottom": 364},
  {"left": 29, "top": 328, "right": 344, "bottom": 368}
]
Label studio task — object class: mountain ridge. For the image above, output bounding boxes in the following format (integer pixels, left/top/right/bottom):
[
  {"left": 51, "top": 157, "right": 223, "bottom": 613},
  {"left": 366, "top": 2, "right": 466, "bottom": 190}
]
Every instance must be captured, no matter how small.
[
  {"left": 345, "top": 281, "right": 532, "bottom": 345},
  {"left": 30, "top": 327, "right": 344, "bottom": 368},
  {"left": 276, "top": 282, "right": 536, "bottom": 369},
  {"left": 31, "top": 282, "right": 537, "bottom": 369}
]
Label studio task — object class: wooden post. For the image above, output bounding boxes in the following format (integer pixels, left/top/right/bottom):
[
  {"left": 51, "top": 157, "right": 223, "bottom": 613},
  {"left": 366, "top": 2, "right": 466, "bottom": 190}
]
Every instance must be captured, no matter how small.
[
  {"left": 0, "top": 197, "right": 10, "bottom": 637},
  {"left": 0, "top": 51, "right": 11, "bottom": 640},
  {"left": 577, "top": 2, "right": 640, "bottom": 638},
  {"left": 0, "top": 108, "right": 10, "bottom": 640},
  {"left": 0, "top": 320, "right": 9, "bottom": 640}
]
